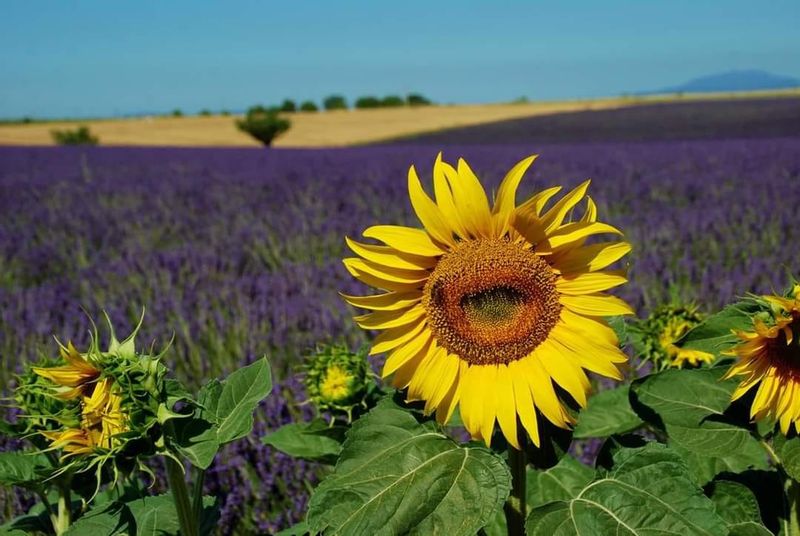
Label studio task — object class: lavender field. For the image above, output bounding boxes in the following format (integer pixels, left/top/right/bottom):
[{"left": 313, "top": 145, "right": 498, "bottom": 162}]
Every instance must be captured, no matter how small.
[{"left": 2, "top": 132, "right": 800, "bottom": 532}]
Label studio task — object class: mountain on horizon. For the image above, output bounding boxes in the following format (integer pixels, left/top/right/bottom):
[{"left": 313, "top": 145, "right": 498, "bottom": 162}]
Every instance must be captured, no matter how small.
[{"left": 644, "top": 69, "right": 800, "bottom": 94}]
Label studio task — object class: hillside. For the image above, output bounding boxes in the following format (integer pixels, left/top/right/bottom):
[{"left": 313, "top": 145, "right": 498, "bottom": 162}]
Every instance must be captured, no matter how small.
[{"left": 389, "top": 96, "right": 800, "bottom": 145}]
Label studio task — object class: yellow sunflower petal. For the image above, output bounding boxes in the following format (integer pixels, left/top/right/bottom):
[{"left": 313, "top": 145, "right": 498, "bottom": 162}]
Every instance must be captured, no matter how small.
[
  {"left": 477, "top": 365, "right": 498, "bottom": 445},
  {"left": 539, "top": 180, "right": 591, "bottom": 234},
  {"left": 345, "top": 237, "right": 436, "bottom": 271},
  {"left": 525, "top": 355, "right": 572, "bottom": 428},
  {"left": 363, "top": 225, "right": 445, "bottom": 257},
  {"left": 516, "top": 186, "right": 563, "bottom": 217},
  {"left": 451, "top": 158, "right": 493, "bottom": 238},
  {"left": 492, "top": 155, "right": 537, "bottom": 236},
  {"left": 408, "top": 165, "right": 457, "bottom": 247},
  {"left": 383, "top": 330, "right": 432, "bottom": 377},
  {"left": 370, "top": 320, "right": 427, "bottom": 355},
  {"left": 422, "top": 352, "right": 460, "bottom": 415},
  {"left": 343, "top": 258, "right": 427, "bottom": 292},
  {"left": 391, "top": 340, "right": 431, "bottom": 389},
  {"left": 435, "top": 372, "right": 462, "bottom": 426},
  {"left": 432, "top": 154, "right": 469, "bottom": 239},
  {"left": 340, "top": 291, "right": 421, "bottom": 312},
  {"left": 495, "top": 364, "right": 520, "bottom": 449},
  {"left": 552, "top": 241, "right": 632, "bottom": 274},
  {"left": 536, "top": 222, "right": 622, "bottom": 254},
  {"left": 354, "top": 304, "right": 426, "bottom": 330},
  {"left": 556, "top": 271, "right": 628, "bottom": 295},
  {"left": 560, "top": 294, "right": 634, "bottom": 316},
  {"left": 537, "top": 339, "right": 590, "bottom": 408},
  {"left": 458, "top": 362, "right": 485, "bottom": 440},
  {"left": 509, "top": 360, "right": 540, "bottom": 446}
]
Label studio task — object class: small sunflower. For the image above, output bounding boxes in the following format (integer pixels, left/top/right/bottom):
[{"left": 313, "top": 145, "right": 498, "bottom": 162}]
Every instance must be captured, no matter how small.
[
  {"left": 343, "top": 154, "right": 632, "bottom": 448},
  {"left": 32, "top": 342, "right": 100, "bottom": 398},
  {"left": 633, "top": 304, "right": 714, "bottom": 369},
  {"left": 724, "top": 284, "right": 800, "bottom": 434},
  {"left": 41, "top": 378, "right": 127, "bottom": 456}
]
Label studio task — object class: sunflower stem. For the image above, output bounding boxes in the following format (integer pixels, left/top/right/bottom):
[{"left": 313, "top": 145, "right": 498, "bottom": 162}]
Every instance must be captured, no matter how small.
[
  {"left": 166, "top": 457, "right": 199, "bottom": 536},
  {"left": 788, "top": 478, "right": 800, "bottom": 536},
  {"left": 503, "top": 436, "right": 527, "bottom": 536},
  {"left": 54, "top": 483, "right": 71, "bottom": 535}
]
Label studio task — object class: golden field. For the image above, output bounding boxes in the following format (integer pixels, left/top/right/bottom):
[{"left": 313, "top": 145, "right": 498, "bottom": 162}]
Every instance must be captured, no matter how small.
[{"left": 1, "top": 89, "right": 798, "bottom": 148}]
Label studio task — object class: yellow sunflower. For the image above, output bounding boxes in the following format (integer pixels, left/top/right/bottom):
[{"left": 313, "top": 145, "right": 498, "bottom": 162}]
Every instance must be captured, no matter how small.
[
  {"left": 33, "top": 341, "right": 100, "bottom": 398},
  {"left": 724, "top": 284, "right": 800, "bottom": 434},
  {"left": 42, "top": 378, "right": 127, "bottom": 456},
  {"left": 342, "top": 154, "right": 632, "bottom": 448}
]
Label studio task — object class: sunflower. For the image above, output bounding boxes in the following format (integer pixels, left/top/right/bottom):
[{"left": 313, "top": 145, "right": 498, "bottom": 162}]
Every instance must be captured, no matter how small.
[
  {"left": 633, "top": 304, "right": 714, "bottom": 369},
  {"left": 32, "top": 341, "right": 100, "bottom": 398},
  {"left": 342, "top": 154, "right": 632, "bottom": 448},
  {"left": 724, "top": 284, "right": 800, "bottom": 434},
  {"left": 42, "top": 378, "right": 127, "bottom": 456}
]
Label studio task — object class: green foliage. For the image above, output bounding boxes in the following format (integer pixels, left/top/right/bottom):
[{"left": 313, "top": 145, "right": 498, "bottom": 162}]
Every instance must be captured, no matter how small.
[
  {"left": 406, "top": 93, "right": 431, "bottom": 106},
  {"left": 631, "top": 366, "right": 762, "bottom": 457},
  {"left": 236, "top": 105, "right": 291, "bottom": 146},
  {"left": 380, "top": 95, "right": 404, "bottom": 107},
  {"left": 280, "top": 99, "right": 297, "bottom": 113},
  {"left": 526, "top": 444, "right": 729, "bottom": 535},
  {"left": 354, "top": 96, "right": 381, "bottom": 109},
  {"left": 676, "top": 299, "right": 762, "bottom": 356},
  {"left": 306, "top": 395, "right": 511, "bottom": 536},
  {"left": 628, "top": 303, "right": 705, "bottom": 369},
  {"left": 0, "top": 452, "right": 53, "bottom": 489},
  {"left": 322, "top": 94, "right": 348, "bottom": 110},
  {"left": 707, "top": 481, "right": 772, "bottom": 536},
  {"left": 50, "top": 125, "right": 98, "bottom": 145},
  {"left": 299, "top": 100, "right": 319, "bottom": 112},
  {"left": 573, "top": 384, "right": 643, "bottom": 439},
  {"left": 171, "top": 109, "right": 183, "bottom": 117},
  {"left": 172, "top": 358, "right": 273, "bottom": 469},
  {"left": 262, "top": 418, "right": 346, "bottom": 464},
  {"left": 198, "top": 109, "right": 212, "bottom": 117}
]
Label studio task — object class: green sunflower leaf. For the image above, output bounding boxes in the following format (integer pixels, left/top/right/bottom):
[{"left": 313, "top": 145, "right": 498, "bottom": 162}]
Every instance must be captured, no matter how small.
[
  {"left": 707, "top": 480, "right": 771, "bottom": 536},
  {"left": 675, "top": 300, "right": 761, "bottom": 356},
  {"left": 262, "top": 419, "right": 347, "bottom": 464},
  {"left": 573, "top": 384, "right": 643, "bottom": 439},
  {"left": 64, "top": 494, "right": 217, "bottom": 536},
  {"left": 0, "top": 451, "right": 52, "bottom": 489},
  {"left": 525, "top": 443, "right": 728, "bottom": 535},
  {"left": 630, "top": 366, "right": 765, "bottom": 458},
  {"left": 209, "top": 357, "right": 272, "bottom": 445},
  {"left": 306, "top": 395, "right": 511, "bottom": 536},
  {"left": 773, "top": 434, "right": 800, "bottom": 482},
  {"left": 670, "top": 442, "right": 769, "bottom": 487}
]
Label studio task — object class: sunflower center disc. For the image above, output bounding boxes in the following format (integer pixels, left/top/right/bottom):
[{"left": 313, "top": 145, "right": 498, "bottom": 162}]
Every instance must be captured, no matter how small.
[{"left": 422, "top": 238, "right": 561, "bottom": 365}]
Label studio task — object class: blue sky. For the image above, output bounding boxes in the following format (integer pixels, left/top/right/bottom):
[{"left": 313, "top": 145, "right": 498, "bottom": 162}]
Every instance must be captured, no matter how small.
[{"left": 1, "top": 0, "right": 798, "bottom": 118}]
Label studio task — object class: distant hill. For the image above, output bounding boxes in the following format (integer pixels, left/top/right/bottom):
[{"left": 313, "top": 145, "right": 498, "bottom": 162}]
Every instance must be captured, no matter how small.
[{"left": 647, "top": 70, "right": 800, "bottom": 94}]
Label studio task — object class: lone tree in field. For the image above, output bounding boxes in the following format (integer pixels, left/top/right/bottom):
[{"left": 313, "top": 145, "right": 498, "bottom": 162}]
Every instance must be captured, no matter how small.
[
  {"left": 280, "top": 99, "right": 297, "bottom": 112},
  {"left": 300, "top": 100, "right": 319, "bottom": 112},
  {"left": 51, "top": 125, "right": 99, "bottom": 145},
  {"left": 236, "top": 105, "right": 291, "bottom": 146}
]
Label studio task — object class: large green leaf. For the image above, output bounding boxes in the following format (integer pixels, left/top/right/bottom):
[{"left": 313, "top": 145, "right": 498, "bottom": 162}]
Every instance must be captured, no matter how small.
[
  {"left": 708, "top": 480, "right": 771, "bottom": 536},
  {"left": 672, "top": 443, "right": 769, "bottom": 487},
  {"left": 528, "top": 455, "right": 595, "bottom": 507},
  {"left": 210, "top": 358, "right": 273, "bottom": 445},
  {"left": 676, "top": 301, "right": 760, "bottom": 356},
  {"left": 631, "top": 366, "right": 764, "bottom": 457},
  {"left": 262, "top": 419, "right": 347, "bottom": 464},
  {"left": 526, "top": 443, "right": 728, "bottom": 535},
  {"left": 307, "top": 395, "right": 511, "bottom": 536},
  {"left": 0, "top": 452, "right": 51, "bottom": 488},
  {"left": 573, "top": 385, "right": 643, "bottom": 439}
]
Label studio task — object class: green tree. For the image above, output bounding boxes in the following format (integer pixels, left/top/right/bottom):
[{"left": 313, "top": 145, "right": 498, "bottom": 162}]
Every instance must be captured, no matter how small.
[
  {"left": 50, "top": 125, "right": 99, "bottom": 145},
  {"left": 236, "top": 105, "right": 291, "bottom": 146},
  {"left": 407, "top": 93, "right": 432, "bottom": 106},
  {"left": 354, "top": 96, "right": 381, "bottom": 109},
  {"left": 323, "top": 95, "right": 348, "bottom": 110},
  {"left": 381, "top": 95, "right": 405, "bottom": 107},
  {"left": 300, "top": 100, "right": 319, "bottom": 112},
  {"left": 280, "top": 99, "right": 297, "bottom": 112}
]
